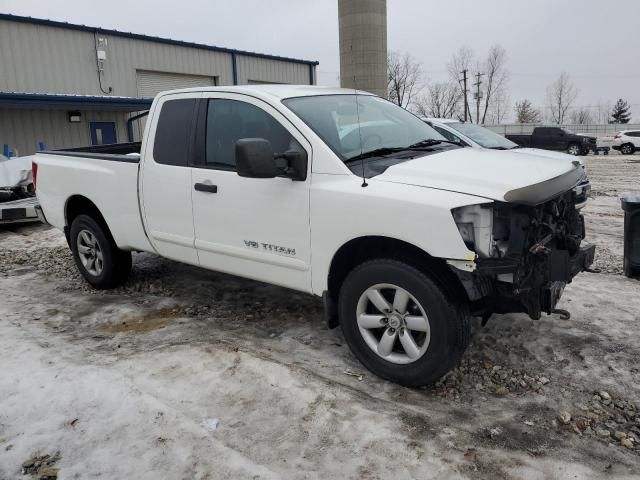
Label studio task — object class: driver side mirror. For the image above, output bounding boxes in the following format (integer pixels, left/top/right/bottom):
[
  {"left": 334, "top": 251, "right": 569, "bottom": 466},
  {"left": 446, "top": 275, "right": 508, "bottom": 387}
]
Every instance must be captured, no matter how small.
[{"left": 235, "top": 138, "right": 307, "bottom": 181}]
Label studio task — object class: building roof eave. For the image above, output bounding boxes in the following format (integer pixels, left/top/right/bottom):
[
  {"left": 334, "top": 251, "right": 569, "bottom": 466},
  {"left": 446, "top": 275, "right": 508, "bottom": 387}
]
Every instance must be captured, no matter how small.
[{"left": 0, "top": 92, "right": 153, "bottom": 111}]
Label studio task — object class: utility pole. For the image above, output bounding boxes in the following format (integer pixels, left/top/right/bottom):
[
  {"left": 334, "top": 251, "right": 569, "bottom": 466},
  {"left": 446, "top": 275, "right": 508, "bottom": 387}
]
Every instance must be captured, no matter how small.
[
  {"left": 473, "top": 72, "right": 484, "bottom": 124},
  {"left": 460, "top": 69, "right": 468, "bottom": 122}
]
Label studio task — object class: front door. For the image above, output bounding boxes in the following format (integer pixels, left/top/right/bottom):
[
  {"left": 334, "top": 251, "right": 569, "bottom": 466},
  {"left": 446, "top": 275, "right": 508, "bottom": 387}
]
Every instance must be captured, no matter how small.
[
  {"left": 191, "top": 93, "right": 312, "bottom": 292},
  {"left": 89, "top": 121, "right": 117, "bottom": 145}
]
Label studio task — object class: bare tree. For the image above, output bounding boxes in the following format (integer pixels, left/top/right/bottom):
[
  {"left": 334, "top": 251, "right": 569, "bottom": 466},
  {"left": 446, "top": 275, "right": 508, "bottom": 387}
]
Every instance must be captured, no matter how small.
[
  {"left": 446, "top": 45, "right": 509, "bottom": 124},
  {"left": 447, "top": 46, "right": 474, "bottom": 82},
  {"left": 514, "top": 99, "right": 542, "bottom": 123},
  {"left": 414, "top": 81, "right": 461, "bottom": 118},
  {"left": 596, "top": 100, "right": 613, "bottom": 124},
  {"left": 546, "top": 73, "right": 578, "bottom": 124},
  {"left": 485, "top": 92, "right": 510, "bottom": 124},
  {"left": 569, "top": 107, "right": 593, "bottom": 125},
  {"left": 480, "top": 45, "right": 509, "bottom": 124},
  {"left": 388, "top": 51, "right": 423, "bottom": 109}
]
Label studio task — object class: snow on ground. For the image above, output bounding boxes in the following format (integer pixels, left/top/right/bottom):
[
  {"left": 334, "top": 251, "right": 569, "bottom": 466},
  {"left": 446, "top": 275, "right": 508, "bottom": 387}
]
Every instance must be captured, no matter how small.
[{"left": 0, "top": 154, "right": 639, "bottom": 479}]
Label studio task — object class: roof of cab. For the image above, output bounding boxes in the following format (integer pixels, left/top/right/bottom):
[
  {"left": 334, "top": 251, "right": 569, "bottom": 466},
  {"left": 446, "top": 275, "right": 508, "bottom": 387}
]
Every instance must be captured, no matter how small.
[
  {"left": 424, "top": 117, "right": 461, "bottom": 124},
  {"left": 157, "top": 84, "right": 374, "bottom": 101}
]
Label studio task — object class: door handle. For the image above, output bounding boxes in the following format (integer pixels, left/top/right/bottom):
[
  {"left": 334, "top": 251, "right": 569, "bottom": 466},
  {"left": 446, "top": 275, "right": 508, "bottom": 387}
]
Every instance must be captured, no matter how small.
[{"left": 194, "top": 182, "right": 218, "bottom": 193}]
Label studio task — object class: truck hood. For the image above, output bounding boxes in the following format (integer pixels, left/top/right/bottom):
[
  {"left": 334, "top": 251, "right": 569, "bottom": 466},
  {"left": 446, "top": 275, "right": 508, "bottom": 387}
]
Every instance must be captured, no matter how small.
[
  {"left": 374, "top": 147, "right": 584, "bottom": 205},
  {"left": 513, "top": 147, "right": 583, "bottom": 166}
]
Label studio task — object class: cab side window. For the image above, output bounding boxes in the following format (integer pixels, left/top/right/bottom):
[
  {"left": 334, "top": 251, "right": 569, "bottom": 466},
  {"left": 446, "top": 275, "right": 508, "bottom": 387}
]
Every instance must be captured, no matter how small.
[
  {"left": 205, "top": 99, "right": 301, "bottom": 170},
  {"left": 153, "top": 98, "right": 196, "bottom": 166}
]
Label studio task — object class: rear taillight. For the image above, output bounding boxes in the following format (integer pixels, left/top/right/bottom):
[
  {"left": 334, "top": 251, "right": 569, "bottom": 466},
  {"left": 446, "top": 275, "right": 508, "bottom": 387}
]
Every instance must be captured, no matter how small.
[
  {"left": 614, "top": 133, "right": 621, "bottom": 139},
  {"left": 32, "top": 162, "right": 38, "bottom": 190}
]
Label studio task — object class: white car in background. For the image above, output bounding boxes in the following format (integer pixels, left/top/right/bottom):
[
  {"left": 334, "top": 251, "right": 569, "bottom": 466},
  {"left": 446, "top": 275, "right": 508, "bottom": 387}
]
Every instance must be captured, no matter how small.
[
  {"left": 612, "top": 130, "right": 640, "bottom": 155},
  {"left": 423, "top": 118, "right": 520, "bottom": 151}
]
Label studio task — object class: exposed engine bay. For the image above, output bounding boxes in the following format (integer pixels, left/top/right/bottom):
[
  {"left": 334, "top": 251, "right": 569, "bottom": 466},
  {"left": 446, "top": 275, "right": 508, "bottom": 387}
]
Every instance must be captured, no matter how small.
[{"left": 450, "top": 180, "right": 595, "bottom": 320}]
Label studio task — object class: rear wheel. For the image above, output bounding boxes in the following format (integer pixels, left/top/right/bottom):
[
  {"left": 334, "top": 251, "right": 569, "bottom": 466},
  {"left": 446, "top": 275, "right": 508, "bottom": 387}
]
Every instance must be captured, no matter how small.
[
  {"left": 338, "top": 259, "right": 470, "bottom": 387},
  {"left": 621, "top": 143, "right": 635, "bottom": 155},
  {"left": 70, "top": 214, "right": 131, "bottom": 289}
]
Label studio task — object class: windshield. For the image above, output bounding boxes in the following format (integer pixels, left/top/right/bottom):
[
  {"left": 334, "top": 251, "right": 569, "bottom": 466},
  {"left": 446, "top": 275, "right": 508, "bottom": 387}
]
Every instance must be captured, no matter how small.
[
  {"left": 282, "top": 94, "right": 448, "bottom": 161},
  {"left": 446, "top": 122, "right": 517, "bottom": 149}
]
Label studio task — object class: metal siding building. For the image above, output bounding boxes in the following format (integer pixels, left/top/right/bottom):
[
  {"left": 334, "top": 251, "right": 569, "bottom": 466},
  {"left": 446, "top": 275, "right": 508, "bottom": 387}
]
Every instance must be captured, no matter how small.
[{"left": 0, "top": 14, "right": 318, "bottom": 155}]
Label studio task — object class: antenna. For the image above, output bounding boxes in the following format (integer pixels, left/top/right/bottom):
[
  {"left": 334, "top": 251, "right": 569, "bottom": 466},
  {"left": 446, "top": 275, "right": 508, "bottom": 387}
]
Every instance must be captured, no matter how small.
[{"left": 354, "top": 89, "right": 368, "bottom": 187}]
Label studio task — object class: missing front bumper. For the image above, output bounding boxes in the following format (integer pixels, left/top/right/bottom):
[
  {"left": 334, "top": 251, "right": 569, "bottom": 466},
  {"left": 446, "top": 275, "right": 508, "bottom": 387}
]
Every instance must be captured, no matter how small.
[{"left": 451, "top": 243, "right": 596, "bottom": 320}]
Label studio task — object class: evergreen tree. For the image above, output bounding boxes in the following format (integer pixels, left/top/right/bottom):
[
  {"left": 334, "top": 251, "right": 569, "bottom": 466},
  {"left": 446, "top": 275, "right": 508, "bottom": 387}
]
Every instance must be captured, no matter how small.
[{"left": 610, "top": 98, "right": 631, "bottom": 124}]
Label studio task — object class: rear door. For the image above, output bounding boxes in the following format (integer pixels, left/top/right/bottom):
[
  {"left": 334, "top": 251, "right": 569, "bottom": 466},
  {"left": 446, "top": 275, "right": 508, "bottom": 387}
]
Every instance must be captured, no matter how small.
[
  {"left": 139, "top": 92, "right": 200, "bottom": 264},
  {"left": 190, "top": 93, "right": 312, "bottom": 292}
]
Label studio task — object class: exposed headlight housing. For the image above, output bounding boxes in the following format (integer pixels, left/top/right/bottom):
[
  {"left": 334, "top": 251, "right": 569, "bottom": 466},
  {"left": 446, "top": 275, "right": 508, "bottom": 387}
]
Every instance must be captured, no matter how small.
[{"left": 451, "top": 204, "right": 495, "bottom": 258}]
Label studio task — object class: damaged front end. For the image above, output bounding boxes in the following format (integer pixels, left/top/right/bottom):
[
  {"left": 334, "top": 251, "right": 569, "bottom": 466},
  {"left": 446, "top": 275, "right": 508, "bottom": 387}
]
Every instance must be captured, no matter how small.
[{"left": 449, "top": 170, "right": 595, "bottom": 320}]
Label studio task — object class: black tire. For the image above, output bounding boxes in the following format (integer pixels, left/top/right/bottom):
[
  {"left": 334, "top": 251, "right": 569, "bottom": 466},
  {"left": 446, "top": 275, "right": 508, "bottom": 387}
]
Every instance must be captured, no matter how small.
[
  {"left": 620, "top": 143, "right": 635, "bottom": 155},
  {"left": 69, "top": 214, "right": 131, "bottom": 289},
  {"left": 338, "top": 259, "right": 470, "bottom": 387},
  {"left": 567, "top": 143, "right": 581, "bottom": 156}
]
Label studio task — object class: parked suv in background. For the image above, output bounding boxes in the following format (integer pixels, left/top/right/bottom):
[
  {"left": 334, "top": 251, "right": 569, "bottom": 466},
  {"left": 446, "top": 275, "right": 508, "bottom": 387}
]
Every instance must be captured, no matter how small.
[{"left": 612, "top": 130, "right": 640, "bottom": 154}]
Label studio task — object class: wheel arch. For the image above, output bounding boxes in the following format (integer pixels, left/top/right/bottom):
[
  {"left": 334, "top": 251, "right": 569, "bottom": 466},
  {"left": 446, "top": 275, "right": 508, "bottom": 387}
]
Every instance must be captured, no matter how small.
[
  {"left": 64, "top": 195, "right": 113, "bottom": 245},
  {"left": 324, "top": 235, "right": 469, "bottom": 328}
]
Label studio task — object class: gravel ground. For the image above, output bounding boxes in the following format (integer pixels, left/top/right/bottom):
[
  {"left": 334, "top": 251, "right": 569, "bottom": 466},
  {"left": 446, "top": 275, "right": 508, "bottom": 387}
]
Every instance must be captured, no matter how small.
[{"left": 0, "top": 154, "right": 639, "bottom": 479}]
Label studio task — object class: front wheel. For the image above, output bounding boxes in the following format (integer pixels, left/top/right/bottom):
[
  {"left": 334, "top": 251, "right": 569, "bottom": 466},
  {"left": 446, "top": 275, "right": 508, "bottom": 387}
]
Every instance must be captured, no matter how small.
[
  {"left": 70, "top": 214, "right": 132, "bottom": 289},
  {"left": 338, "top": 259, "right": 470, "bottom": 387},
  {"left": 567, "top": 143, "right": 581, "bottom": 156}
]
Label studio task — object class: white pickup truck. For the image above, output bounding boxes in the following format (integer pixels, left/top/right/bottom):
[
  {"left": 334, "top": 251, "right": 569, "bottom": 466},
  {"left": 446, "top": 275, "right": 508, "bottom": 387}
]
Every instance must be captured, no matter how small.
[{"left": 34, "top": 85, "right": 594, "bottom": 386}]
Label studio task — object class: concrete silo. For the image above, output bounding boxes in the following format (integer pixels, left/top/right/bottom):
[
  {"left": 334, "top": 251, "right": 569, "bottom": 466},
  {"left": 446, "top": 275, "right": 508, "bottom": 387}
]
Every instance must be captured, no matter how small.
[{"left": 338, "top": 0, "right": 388, "bottom": 97}]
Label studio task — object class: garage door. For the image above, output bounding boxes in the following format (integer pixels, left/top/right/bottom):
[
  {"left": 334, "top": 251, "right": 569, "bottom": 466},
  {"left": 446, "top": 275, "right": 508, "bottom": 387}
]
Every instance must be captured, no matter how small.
[{"left": 136, "top": 70, "right": 217, "bottom": 97}]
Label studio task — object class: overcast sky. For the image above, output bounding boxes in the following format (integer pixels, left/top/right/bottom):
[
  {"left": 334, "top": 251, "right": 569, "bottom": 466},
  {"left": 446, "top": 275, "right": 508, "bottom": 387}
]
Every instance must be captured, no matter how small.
[{"left": 1, "top": 0, "right": 638, "bottom": 121}]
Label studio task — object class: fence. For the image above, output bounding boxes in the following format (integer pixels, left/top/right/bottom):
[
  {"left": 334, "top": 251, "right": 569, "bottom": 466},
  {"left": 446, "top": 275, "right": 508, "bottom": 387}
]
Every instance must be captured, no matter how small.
[{"left": 484, "top": 123, "right": 640, "bottom": 137}]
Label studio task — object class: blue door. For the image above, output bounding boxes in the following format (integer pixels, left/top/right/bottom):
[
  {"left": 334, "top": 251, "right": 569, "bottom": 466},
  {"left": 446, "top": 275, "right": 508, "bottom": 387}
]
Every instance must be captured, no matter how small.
[{"left": 90, "top": 122, "right": 117, "bottom": 145}]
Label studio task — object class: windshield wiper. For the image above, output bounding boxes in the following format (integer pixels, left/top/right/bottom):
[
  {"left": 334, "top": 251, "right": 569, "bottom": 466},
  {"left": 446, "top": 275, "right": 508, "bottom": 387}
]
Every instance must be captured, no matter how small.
[
  {"left": 345, "top": 139, "right": 459, "bottom": 163},
  {"left": 345, "top": 147, "right": 412, "bottom": 162},
  {"left": 408, "top": 139, "right": 461, "bottom": 148}
]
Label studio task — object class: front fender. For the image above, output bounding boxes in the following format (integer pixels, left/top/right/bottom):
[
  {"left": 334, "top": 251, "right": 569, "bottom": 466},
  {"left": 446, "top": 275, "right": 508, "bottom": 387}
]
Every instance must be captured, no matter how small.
[{"left": 309, "top": 173, "right": 488, "bottom": 294}]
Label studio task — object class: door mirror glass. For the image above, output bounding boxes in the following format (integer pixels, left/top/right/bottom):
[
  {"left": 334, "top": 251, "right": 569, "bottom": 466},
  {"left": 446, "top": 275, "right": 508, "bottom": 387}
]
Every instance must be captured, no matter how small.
[{"left": 236, "top": 138, "right": 278, "bottom": 178}]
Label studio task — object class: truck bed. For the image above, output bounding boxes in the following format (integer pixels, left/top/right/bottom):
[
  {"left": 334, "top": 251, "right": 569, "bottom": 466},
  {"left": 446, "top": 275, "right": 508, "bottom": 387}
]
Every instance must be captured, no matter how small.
[
  {"left": 41, "top": 142, "right": 141, "bottom": 163},
  {"left": 33, "top": 149, "right": 151, "bottom": 252}
]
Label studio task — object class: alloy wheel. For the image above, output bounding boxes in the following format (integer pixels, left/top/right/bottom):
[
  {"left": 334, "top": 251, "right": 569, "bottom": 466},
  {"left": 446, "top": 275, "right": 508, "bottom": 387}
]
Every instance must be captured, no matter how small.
[
  {"left": 76, "top": 229, "right": 104, "bottom": 276},
  {"left": 356, "top": 283, "right": 431, "bottom": 364}
]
